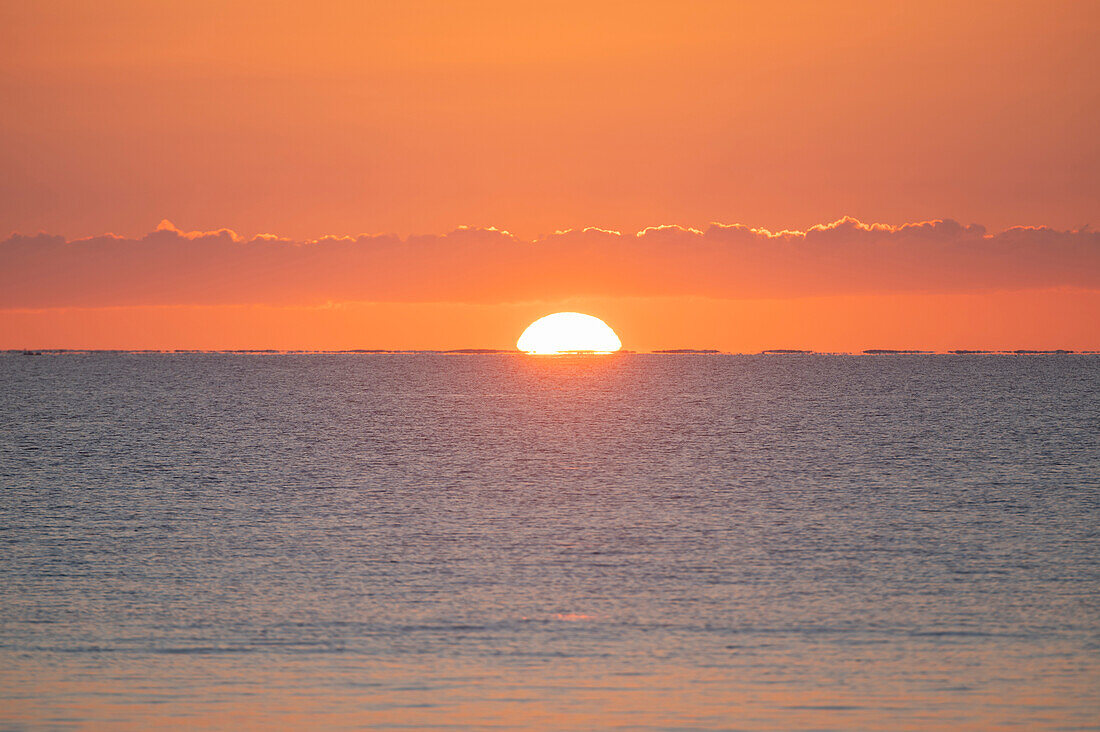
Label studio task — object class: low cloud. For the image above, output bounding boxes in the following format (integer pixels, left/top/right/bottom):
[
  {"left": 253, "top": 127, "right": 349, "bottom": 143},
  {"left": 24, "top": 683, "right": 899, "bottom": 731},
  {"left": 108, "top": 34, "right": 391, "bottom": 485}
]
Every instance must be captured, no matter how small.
[{"left": 1, "top": 217, "right": 1097, "bottom": 308}]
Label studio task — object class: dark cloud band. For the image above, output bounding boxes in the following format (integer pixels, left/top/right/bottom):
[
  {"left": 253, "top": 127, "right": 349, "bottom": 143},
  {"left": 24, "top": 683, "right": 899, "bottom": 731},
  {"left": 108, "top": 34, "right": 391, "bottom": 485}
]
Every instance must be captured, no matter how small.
[{"left": 2, "top": 218, "right": 1097, "bottom": 308}]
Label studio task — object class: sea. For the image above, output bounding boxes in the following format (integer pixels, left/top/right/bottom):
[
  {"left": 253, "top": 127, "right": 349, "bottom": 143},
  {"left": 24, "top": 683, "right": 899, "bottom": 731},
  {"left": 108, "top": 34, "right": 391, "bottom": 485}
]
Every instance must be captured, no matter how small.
[{"left": 1, "top": 353, "right": 1098, "bottom": 730}]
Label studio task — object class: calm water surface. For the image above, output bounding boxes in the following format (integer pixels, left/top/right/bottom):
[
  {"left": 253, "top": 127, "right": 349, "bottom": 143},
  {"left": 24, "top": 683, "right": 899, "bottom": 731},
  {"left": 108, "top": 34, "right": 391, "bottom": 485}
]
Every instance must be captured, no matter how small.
[{"left": 1, "top": 354, "right": 1098, "bottom": 730}]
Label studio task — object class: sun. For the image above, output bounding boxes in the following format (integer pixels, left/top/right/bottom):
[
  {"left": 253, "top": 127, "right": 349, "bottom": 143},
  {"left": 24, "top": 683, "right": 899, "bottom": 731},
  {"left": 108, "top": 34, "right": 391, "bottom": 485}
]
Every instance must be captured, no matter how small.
[{"left": 517, "top": 312, "right": 622, "bottom": 354}]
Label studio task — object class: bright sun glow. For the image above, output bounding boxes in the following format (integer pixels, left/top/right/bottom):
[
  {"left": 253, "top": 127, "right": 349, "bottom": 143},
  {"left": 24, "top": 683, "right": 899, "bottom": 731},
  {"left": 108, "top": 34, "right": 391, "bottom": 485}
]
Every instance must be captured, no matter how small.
[{"left": 517, "top": 312, "right": 622, "bottom": 354}]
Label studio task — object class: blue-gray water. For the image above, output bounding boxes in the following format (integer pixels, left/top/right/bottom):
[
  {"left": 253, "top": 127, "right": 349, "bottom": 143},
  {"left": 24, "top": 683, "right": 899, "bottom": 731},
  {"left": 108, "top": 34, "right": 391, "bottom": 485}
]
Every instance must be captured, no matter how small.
[{"left": 1, "top": 354, "right": 1098, "bottom": 730}]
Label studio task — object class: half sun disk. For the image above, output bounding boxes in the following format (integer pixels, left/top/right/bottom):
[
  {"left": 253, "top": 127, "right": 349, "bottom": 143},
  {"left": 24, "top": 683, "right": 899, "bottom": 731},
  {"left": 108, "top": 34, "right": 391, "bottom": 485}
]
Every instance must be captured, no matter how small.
[{"left": 517, "top": 312, "right": 622, "bottom": 354}]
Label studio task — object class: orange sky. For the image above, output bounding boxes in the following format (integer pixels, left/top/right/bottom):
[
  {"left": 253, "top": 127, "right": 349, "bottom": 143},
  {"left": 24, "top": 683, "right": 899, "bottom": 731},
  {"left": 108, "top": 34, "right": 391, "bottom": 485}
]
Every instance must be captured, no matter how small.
[{"left": 1, "top": 1, "right": 1098, "bottom": 350}]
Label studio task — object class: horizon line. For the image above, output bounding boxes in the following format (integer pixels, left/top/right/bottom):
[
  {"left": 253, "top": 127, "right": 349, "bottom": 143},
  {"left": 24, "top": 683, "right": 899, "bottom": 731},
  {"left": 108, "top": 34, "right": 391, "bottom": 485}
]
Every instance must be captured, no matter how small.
[{"left": 6, "top": 348, "right": 1095, "bottom": 356}]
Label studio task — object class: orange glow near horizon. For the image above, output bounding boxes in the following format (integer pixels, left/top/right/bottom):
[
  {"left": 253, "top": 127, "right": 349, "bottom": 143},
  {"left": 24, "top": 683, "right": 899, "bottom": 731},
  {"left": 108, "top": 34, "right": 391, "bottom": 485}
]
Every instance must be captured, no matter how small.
[{"left": 3, "top": 290, "right": 1098, "bottom": 353}]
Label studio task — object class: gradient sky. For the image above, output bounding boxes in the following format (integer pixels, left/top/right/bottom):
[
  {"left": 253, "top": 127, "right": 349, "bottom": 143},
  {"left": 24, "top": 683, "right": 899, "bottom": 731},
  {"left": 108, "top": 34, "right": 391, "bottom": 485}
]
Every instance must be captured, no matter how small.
[{"left": 2, "top": 1, "right": 1098, "bottom": 350}]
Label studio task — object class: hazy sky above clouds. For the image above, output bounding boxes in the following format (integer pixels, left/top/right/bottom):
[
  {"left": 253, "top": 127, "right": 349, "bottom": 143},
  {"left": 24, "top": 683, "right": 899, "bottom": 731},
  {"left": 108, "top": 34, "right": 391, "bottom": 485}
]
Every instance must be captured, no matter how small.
[{"left": 2, "top": 1, "right": 1097, "bottom": 240}]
